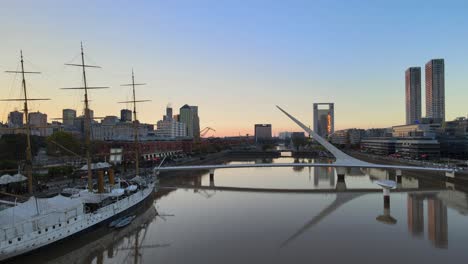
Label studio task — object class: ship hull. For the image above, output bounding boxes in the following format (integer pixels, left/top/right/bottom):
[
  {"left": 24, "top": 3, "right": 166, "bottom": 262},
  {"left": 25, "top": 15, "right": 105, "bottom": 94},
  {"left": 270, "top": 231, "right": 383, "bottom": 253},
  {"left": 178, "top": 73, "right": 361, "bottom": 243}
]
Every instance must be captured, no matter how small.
[{"left": 0, "top": 184, "right": 155, "bottom": 262}]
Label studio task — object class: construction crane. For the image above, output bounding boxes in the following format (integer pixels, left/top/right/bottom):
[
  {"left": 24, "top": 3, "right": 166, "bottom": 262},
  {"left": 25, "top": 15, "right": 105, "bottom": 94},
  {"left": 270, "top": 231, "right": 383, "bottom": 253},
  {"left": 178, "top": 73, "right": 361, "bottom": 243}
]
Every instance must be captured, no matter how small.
[{"left": 200, "top": 127, "right": 216, "bottom": 137}]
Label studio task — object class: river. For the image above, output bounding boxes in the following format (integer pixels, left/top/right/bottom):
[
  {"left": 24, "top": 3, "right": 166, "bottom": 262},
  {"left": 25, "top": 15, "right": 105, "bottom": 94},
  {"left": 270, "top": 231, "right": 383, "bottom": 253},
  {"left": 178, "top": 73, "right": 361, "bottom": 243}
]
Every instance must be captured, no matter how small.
[{"left": 8, "top": 156, "right": 468, "bottom": 263}]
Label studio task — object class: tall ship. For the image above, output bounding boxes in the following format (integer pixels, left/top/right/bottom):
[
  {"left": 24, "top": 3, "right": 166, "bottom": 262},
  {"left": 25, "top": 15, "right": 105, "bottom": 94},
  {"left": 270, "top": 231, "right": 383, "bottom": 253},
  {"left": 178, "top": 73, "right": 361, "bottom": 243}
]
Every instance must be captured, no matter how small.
[{"left": 0, "top": 44, "right": 156, "bottom": 261}]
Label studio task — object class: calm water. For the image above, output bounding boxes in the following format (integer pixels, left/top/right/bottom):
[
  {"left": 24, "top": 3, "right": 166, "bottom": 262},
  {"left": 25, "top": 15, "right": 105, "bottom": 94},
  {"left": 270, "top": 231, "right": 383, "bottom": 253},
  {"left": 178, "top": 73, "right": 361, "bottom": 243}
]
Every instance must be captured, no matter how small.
[{"left": 10, "top": 157, "right": 468, "bottom": 263}]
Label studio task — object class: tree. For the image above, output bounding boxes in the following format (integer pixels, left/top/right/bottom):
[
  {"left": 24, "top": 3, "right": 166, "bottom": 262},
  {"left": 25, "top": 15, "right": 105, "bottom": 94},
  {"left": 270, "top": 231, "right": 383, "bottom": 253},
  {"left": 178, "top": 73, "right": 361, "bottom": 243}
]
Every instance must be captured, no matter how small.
[
  {"left": 291, "top": 135, "right": 307, "bottom": 151},
  {"left": 46, "top": 131, "right": 82, "bottom": 156},
  {"left": 0, "top": 134, "right": 44, "bottom": 162}
]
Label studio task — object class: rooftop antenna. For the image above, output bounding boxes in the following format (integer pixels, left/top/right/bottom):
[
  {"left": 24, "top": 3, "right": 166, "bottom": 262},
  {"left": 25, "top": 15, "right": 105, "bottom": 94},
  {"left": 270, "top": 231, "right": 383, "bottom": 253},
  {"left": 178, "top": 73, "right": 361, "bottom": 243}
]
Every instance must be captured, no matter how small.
[
  {"left": 2, "top": 50, "right": 50, "bottom": 194},
  {"left": 118, "top": 69, "right": 151, "bottom": 176},
  {"left": 61, "top": 42, "right": 109, "bottom": 191}
]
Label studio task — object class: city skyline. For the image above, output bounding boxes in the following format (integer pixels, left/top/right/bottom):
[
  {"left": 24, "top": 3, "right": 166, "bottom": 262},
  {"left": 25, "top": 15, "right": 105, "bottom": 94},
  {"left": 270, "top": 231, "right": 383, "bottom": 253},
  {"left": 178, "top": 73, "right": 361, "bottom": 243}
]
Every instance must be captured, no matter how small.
[{"left": 1, "top": 1, "right": 468, "bottom": 137}]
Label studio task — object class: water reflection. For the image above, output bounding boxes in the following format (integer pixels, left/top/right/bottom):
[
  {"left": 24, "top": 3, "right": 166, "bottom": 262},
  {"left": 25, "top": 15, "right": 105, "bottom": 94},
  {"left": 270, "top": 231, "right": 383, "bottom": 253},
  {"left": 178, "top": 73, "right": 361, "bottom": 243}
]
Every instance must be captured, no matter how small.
[
  {"left": 408, "top": 193, "right": 425, "bottom": 237},
  {"left": 207, "top": 158, "right": 431, "bottom": 190},
  {"left": 281, "top": 192, "right": 366, "bottom": 248},
  {"left": 10, "top": 156, "right": 468, "bottom": 263},
  {"left": 313, "top": 167, "right": 335, "bottom": 187},
  {"left": 376, "top": 193, "right": 397, "bottom": 225},
  {"left": 407, "top": 192, "right": 448, "bottom": 248}
]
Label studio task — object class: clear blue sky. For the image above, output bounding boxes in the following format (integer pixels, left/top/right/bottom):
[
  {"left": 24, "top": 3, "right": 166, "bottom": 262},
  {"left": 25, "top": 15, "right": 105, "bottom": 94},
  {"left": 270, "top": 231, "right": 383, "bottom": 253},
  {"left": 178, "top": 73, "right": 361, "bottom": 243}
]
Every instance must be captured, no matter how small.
[{"left": 1, "top": 0, "right": 468, "bottom": 136}]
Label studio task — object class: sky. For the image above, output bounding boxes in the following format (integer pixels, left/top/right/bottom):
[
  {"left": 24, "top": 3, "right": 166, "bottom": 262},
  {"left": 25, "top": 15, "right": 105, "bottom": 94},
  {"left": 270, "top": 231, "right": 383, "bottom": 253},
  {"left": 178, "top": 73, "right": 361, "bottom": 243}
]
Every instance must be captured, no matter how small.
[{"left": 1, "top": 0, "right": 468, "bottom": 137}]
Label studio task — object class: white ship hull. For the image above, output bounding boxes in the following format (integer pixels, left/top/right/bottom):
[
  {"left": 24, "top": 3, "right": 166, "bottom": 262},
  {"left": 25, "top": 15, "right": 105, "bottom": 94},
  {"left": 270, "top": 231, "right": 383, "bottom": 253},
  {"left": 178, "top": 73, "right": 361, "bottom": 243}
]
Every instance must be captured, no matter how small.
[{"left": 0, "top": 183, "right": 155, "bottom": 262}]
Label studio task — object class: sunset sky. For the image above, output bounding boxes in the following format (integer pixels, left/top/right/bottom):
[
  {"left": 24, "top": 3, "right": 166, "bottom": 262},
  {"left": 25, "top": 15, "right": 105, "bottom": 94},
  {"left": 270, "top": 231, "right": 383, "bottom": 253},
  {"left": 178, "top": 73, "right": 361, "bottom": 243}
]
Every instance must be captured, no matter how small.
[{"left": 1, "top": 0, "right": 468, "bottom": 137}]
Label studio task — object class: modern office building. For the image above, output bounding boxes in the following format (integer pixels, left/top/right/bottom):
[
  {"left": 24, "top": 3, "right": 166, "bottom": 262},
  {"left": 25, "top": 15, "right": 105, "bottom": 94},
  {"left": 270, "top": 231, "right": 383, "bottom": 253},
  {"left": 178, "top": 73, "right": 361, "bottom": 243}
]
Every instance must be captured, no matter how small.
[
  {"left": 254, "top": 124, "right": 272, "bottom": 143},
  {"left": 392, "top": 123, "right": 440, "bottom": 138},
  {"left": 406, "top": 67, "right": 422, "bottom": 125},
  {"left": 7, "top": 111, "right": 23, "bottom": 128},
  {"left": 156, "top": 119, "right": 187, "bottom": 138},
  {"left": 62, "top": 109, "right": 76, "bottom": 127},
  {"left": 163, "top": 105, "right": 173, "bottom": 121},
  {"left": 190, "top": 106, "right": 200, "bottom": 139},
  {"left": 180, "top": 104, "right": 200, "bottom": 139},
  {"left": 120, "top": 109, "right": 132, "bottom": 122},
  {"left": 313, "top": 103, "right": 334, "bottom": 138},
  {"left": 361, "top": 122, "right": 441, "bottom": 159},
  {"left": 394, "top": 138, "right": 440, "bottom": 159},
  {"left": 155, "top": 105, "right": 187, "bottom": 138},
  {"left": 426, "top": 59, "right": 445, "bottom": 121},
  {"left": 29, "top": 111, "right": 48, "bottom": 136},
  {"left": 437, "top": 117, "right": 468, "bottom": 158},
  {"left": 330, "top": 128, "right": 365, "bottom": 147},
  {"left": 278, "top": 132, "right": 292, "bottom": 140},
  {"left": 291, "top": 132, "right": 306, "bottom": 140}
]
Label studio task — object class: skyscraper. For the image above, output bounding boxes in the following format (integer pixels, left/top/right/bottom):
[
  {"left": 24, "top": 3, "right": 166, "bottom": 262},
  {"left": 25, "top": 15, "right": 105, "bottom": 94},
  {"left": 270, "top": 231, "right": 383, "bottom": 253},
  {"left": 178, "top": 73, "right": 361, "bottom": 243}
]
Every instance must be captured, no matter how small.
[
  {"left": 163, "top": 105, "right": 173, "bottom": 121},
  {"left": 190, "top": 106, "right": 200, "bottom": 139},
  {"left": 120, "top": 109, "right": 132, "bottom": 122},
  {"left": 179, "top": 104, "right": 200, "bottom": 139},
  {"left": 180, "top": 105, "right": 193, "bottom": 138},
  {"left": 425, "top": 59, "right": 445, "bottom": 121},
  {"left": 313, "top": 103, "right": 334, "bottom": 138},
  {"left": 405, "top": 67, "right": 422, "bottom": 125},
  {"left": 63, "top": 109, "right": 76, "bottom": 127}
]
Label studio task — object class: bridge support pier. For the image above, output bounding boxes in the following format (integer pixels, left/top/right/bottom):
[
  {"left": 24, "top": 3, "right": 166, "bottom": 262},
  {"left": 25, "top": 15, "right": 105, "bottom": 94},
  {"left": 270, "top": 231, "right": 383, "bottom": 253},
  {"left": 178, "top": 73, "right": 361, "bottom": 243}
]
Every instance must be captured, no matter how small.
[
  {"left": 375, "top": 180, "right": 396, "bottom": 222},
  {"left": 337, "top": 174, "right": 345, "bottom": 182},
  {"left": 209, "top": 169, "right": 215, "bottom": 186},
  {"left": 335, "top": 167, "right": 347, "bottom": 191},
  {"left": 336, "top": 167, "right": 346, "bottom": 182},
  {"left": 376, "top": 187, "right": 397, "bottom": 225},
  {"left": 383, "top": 188, "right": 390, "bottom": 209},
  {"left": 445, "top": 170, "right": 455, "bottom": 178},
  {"left": 396, "top": 169, "right": 402, "bottom": 184}
]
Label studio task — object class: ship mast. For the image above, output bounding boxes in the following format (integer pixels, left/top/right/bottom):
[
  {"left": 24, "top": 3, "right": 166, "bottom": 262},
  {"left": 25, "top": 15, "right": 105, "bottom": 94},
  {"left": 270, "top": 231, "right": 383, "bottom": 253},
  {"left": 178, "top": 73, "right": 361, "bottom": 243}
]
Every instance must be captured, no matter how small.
[
  {"left": 62, "top": 42, "right": 109, "bottom": 191},
  {"left": 119, "top": 70, "right": 150, "bottom": 176},
  {"left": 2, "top": 51, "right": 50, "bottom": 194}
]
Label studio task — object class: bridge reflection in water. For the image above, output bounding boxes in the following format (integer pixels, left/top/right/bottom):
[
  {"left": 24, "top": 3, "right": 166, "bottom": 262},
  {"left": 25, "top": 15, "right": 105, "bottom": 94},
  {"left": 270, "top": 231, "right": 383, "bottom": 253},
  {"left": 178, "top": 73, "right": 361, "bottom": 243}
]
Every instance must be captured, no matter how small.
[{"left": 160, "top": 165, "right": 467, "bottom": 251}]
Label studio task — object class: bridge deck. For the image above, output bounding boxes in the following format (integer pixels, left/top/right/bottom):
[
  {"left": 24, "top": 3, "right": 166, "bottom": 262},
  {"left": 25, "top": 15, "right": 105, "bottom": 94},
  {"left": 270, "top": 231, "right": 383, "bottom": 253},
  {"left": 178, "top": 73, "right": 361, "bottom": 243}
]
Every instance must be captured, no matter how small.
[{"left": 155, "top": 162, "right": 453, "bottom": 173}]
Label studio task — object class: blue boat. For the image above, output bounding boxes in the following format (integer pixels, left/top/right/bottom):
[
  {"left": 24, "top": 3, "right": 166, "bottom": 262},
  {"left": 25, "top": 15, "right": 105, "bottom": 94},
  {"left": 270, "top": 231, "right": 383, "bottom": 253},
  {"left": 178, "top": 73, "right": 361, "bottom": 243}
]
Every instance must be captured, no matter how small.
[
  {"left": 109, "top": 215, "right": 135, "bottom": 228},
  {"left": 114, "top": 215, "right": 136, "bottom": 228}
]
